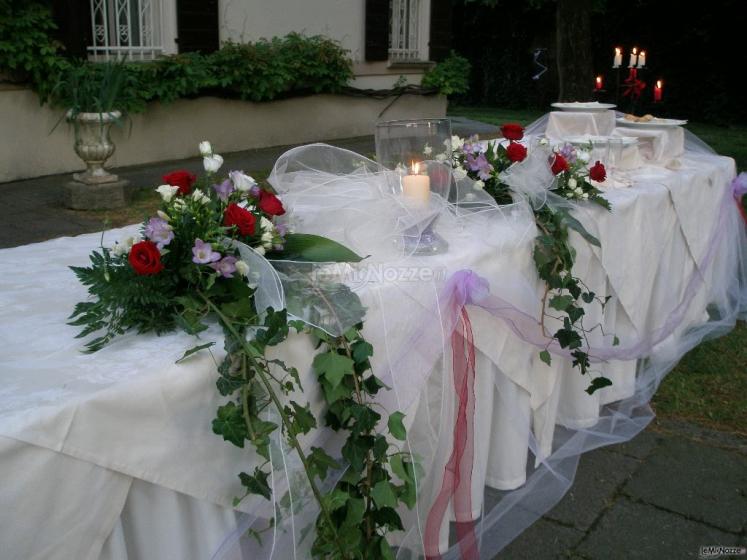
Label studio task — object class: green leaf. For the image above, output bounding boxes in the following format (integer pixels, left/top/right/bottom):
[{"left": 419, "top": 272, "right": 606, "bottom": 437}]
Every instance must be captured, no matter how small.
[
  {"left": 341, "top": 435, "right": 371, "bottom": 473},
  {"left": 371, "top": 480, "right": 398, "bottom": 509},
  {"left": 343, "top": 497, "right": 366, "bottom": 527},
  {"left": 286, "top": 401, "right": 317, "bottom": 437},
  {"left": 175, "top": 342, "right": 214, "bottom": 363},
  {"left": 539, "top": 350, "right": 552, "bottom": 366},
  {"left": 549, "top": 295, "right": 573, "bottom": 311},
  {"left": 212, "top": 402, "right": 247, "bottom": 448},
  {"left": 313, "top": 351, "right": 354, "bottom": 388},
  {"left": 351, "top": 340, "right": 374, "bottom": 364},
  {"left": 270, "top": 233, "right": 363, "bottom": 263},
  {"left": 585, "top": 376, "right": 613, "bottom": 395},
  {"left": 380, "top": 536, "right": 397, "bottom": 560},
  {"left": 307, "top": 446, "right": 339, "bottom": 480},
  {"left": 387, "top": 411, "right": 407, "bottom": 441},
  {"left": 558, "top": 208, "right": 601, "bottom": 247},
  {"left": 325, "top": 488, "right": 349, "bottom": 511},
  {"left": 239, "top": 468, "right": 271, "bottom": 500},
  {"left": 613, "top": 335, "right": 620, "bottom": 346}
]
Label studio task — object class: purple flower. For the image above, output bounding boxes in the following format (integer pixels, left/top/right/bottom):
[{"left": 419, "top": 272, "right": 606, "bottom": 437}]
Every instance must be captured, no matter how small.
[
  {"left": 461, "top": 142, "right": 475, "bottom": 155},
  {"left": 192, "top": 238, "right": 221, "bottom": 264},
  {"left": 559, "top": 144, "right": 577, "bottom": 164},
  {"left": 466, "top": 152, "right": 494, "bottom": 181},
  {"left": 732, "top": 172, "right": 747, "bottom": 197},
  {"left": 213, "top": 179, "right": 234, "bottom": 201},
  {"left": 210, "top": 255, "right": 238, "bottom": 278},
  {"left": 249, "top": 185, "right": 261, "bottom": 198},
  {"left": 144, "top": 217, "right": 174, "bottom": 249}
]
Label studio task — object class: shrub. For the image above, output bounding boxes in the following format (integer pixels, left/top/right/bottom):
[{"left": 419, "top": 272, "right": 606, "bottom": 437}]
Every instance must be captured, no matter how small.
[{"left": 421, "top": 51, "right": 472, "bottom": 96}]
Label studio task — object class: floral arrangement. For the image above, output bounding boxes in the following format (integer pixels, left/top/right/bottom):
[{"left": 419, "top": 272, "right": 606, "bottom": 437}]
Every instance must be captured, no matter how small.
[
  {"left": 452, "top": 125, "right": 618, "bottom": 394},
  {"left": 69, "top": 142, "right": 416, "bottom": 559}
]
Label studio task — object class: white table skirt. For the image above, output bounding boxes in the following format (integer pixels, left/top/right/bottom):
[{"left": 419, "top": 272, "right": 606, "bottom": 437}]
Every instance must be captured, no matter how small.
[{"left": 0, "top": 149, "right": 737, "bottom": 559}]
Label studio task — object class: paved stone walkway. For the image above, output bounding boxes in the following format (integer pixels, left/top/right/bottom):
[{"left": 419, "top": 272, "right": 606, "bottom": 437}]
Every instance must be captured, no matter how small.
[{"left": 1, "top": 121, "right": 745, "bottom": 559}]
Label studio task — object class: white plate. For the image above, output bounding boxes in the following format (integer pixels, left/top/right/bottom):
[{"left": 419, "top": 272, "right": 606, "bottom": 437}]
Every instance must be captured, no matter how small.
[
  {"left": 551, "top": 102, "right": 617, "bottom": 112},
  {"left": 565, "top": 135, "right": 638, "bottom": 146},
  {"left": 616, "top": 117, "right": 688, "bottom": 128}
]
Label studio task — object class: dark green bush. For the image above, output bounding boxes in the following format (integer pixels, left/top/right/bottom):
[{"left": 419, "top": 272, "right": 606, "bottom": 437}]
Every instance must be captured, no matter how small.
[{"left": 421, "top": 51, "right": 471, "bottom": 96}]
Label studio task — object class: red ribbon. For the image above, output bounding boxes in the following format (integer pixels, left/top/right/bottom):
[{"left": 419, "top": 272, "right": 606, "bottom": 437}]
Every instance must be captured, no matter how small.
[{"left": 424, "top": 307, "right": 478, "bottom": 559}]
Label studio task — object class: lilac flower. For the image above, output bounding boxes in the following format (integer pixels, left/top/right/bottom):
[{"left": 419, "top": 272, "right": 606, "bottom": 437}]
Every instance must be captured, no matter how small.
[
  {"left": 192, "top": 238, "right": 221, "bottom": 264},
  {"left": 461, "top": 142, "right": 476, "bottom": 156},
  {"left": 732, "top": 172, "right": 747, "bottom": 196},
  {"left": 559, "top": 144, "right": 577, "bottom": 164},
  {"left": 466, "top": 152, "right": 494, "bottom": 181},
  {"left": 144, "top": 217, "right": 174, "bottom": 249},
  {"left": 213, "top": 179, "right": 234, "bottom": 201},
  {"left": 249, "top": 185, "right": 261, "bottom": 198},
  {"left": 210, "top": 255, "right": 238, "bottom": 278}
]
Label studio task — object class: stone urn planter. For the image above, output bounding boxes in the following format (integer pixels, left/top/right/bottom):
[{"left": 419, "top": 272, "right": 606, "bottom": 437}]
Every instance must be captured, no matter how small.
[{"left": 64, "top": 110, "right": 130, "bottom": 210}]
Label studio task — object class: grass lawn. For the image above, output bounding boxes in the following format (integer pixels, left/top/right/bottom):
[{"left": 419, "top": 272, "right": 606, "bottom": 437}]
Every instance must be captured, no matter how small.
[{"left": 450, "top": 105, "right": 747, "bottom": 435}]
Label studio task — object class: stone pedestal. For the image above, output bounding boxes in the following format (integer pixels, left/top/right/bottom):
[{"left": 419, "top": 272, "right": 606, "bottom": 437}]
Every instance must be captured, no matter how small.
[{"left": 63, "top": 179, "right": 131, "bottom": 210}]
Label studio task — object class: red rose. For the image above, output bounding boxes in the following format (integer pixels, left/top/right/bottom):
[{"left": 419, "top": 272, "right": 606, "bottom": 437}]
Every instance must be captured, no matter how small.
[
  {"left": 589, "top": 161, "right": 607, "bottom": 182},
  {"left": 224, "top": 203, "right": 256, "bottom": 236},
  {"left": 128, "top": 241, "right": 164, "bottom": 275},
  {"left": 500, "top": 123, "right": 524, "bottom": 142},
  {"left": 258, "top": 190, "right": 285, "bottom": 216},
  {"left": 551, "top": 154, "right": 570, "bottom": 175},
  {"left": 162, "top": 170, "right": 197, "bottom": 195},
  {"left": 505, "top": 141, "right": 528, "bottom": 163}
]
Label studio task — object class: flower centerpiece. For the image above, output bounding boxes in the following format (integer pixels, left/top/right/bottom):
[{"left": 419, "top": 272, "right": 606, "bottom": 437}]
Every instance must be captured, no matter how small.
[
  {"left": 69, "top": 142, "right": 416, "bottom": 559},
  {"left": 452, "top": 124, "right": 618, "bottom": 394}
]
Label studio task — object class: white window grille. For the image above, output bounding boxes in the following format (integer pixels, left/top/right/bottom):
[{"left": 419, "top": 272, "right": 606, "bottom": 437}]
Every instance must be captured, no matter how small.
[
  {"left": 389, "top": 0, "right": 422, "bottom": 62},
  {"left": 88, "top": 0, "right": 164, "bottom": 61}
]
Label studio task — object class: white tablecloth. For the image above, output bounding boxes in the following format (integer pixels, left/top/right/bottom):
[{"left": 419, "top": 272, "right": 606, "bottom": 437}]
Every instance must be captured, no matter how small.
[{"left": 0, "top": 148, "right": 737, "bottom": 559}]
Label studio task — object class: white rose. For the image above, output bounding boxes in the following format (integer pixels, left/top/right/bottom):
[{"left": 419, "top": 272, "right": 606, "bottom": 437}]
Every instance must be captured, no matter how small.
[
  {"left": 582, "top": 193, "right": 589, "bottom": 199},
  {"left": 574, "top": 187, "right": 583, "bottom": 195},
  {"left": 450, "top": 135, "right": 465, "bottom": 152},
  {"left": 173, "top": 198, "right": 187, "bottom": 211},
  {"left": 235, "top": 260, "right": 250, "bottom": 277},
  {"left": 260, "top": 216, "right": 274, "bottom": 232},
  {"left": 261, "top": 232, "right": 273, "bottom": 243},
  {"left": 230, "top": 171, "right": 257, "bottom": 192},
  {"left": 198, "top": 141, "right": 212, "bottom": 157},
  {"left": 203, "top": 154, "right": 224, "bottom": 173},
  {"left": 254, "top": 246, "right": 266, "bottom": 256},
  {"left": 192, "top": 188, "right": 210, "bottom": 204},
  {"left": 568, "top": 178, "right": 577, "bottom": 189},
  {"left": 156, "top": 184, "right": 180, "bottom": 202},
  {"left": 453, "top": 166, "right": 468, "bottom": 180},
  {"left": 473, "top": 180, "right": 485, "bottom": 190},
  {"left": 112, "top": 234, "right": 140, "bottom": 256},
  {"left": 156, "top": 210, "right": 170, "bottom": 222},
  {"left": 423, "top": 144, "right": 433, "bottom": 156}
]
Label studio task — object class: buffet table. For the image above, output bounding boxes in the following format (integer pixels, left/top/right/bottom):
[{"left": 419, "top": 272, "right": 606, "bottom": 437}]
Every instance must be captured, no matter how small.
[{"left": 0, "top": 120, "right": 743, "bottom": 559}]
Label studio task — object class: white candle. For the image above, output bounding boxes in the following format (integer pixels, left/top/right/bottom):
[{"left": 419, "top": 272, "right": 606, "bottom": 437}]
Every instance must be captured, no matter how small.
[
  {"left": 637, "top": 50, "right": 646, "bottom": 68},
  {"left": 402, "top": 162, "right": 430, "bottom": 205},
  {"left": 613, "top": 47, "right": 622, "bottom": 68},
  {"left": 629, "top": 47, "right": 638, "bottom": 68}
]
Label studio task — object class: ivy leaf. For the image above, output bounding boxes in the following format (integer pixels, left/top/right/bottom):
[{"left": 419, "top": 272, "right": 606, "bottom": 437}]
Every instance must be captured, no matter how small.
[
  {"left": 239, "top": 467, "right": 271, "bottom": 500},
  {"left": 549, "top": 295, "right": 574, "bottom": 311},
  {"left": 387, "top": 411, "right": 407, "bottom": 441},
  {"left": 581, "top": 291, "right": 596, "bottom": 304},
  {"left": 351, "top": 340, "right": 374, "bottom": 364},
  {"left": 341, "top": 435, "right": 371, "bottom": 473},
  {"left": 175, "top": 342, "right": 214, "bottom": 364},
  {"left": 307, "top": 446, "right": 339, "bottom": 481},
  {"left": 343, "top": 497, "right": 366, "bottom": 527},
  {"left": 325, "top": 488, "right": 349, "bottom": 511},
  {"left": 371, "top": 480, "right": 398, "bottom": 509},
  {"left": 613, "top": 335, "right": 620, "bottom": 346},
  {"left": 286, "top": 401, "right": 317, "bottom": 437},
  {"left": 212, "top": 402, "right": 247, "bottom": 448},
  {"left": 585, "top": 376, "right": 613, "bottom": 395},
  {"left": 539, "top": 350, "right": 552, "bottom": 366},
  {"left": 373, "top": 507, "right": 404, "bottom": 531},
  {"left": 557, "top": 208, "right": 601, "bottom": 247},
  {"left": 363, "top": 374, "right": 389, "bottom": 395},
  {"left": 313, "top": 351, "right": 354, "bottom": 388}
]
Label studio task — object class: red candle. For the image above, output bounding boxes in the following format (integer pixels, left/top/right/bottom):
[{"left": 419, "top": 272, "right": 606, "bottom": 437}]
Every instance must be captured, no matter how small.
[
  {"left": 654, "top": 79, "right": 663, "bottom": 102},
  {"left": 595, "top": 75, "right": 603, "bottom": 91}
]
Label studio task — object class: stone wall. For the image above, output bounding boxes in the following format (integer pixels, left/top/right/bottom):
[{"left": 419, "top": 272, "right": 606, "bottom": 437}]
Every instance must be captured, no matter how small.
[{"left": 0, "top": 87, "right": 446, "bottom": 183}]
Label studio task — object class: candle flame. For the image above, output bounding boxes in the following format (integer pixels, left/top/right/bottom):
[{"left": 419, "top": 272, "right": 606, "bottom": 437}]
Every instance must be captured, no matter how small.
[
  {"left": 656, "top": 80, "right": 662, "bottom": 89},
  {"left": 632, "top": 47, "right": 638, "bottom": 55},
  {"left": 411, "top": 161, "right": 420, "bottom": 174},
  {"left": 596, "top": 76, "right": 602, "bottom": 83},
  {"left": 640, "top": 50, "right": 646, "bottom": 57},
  {"left": 615, "top": 47, "right": 621, "bottom": 55}
]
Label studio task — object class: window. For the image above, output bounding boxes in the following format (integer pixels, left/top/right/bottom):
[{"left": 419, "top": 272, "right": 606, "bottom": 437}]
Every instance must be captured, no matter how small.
[
  {"left": 389, "top": 0, "right": 423, "bottom": 62},
  {"left": 88, "top": 0, "right": 165, "bottom": 61}
]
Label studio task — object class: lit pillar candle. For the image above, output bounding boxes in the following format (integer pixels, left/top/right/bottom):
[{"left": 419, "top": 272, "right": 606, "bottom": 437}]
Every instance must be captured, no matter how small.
[
  {"left": 654, "top": 80, "right": 663, "bottom": 102},
  {"left": 402, "top": 161, "right": 430, "bottom": 205},
  {"left": 613, "top": 47, "right": 622, "bottom": 68},
  {"left": 595, "top": 75, "right": 603, "bottom": 91},
  {"left": 636, "top": 50, "right": 646, "bottom": 68},
  {"left": 629, "top": 47, "right": 638, "bottom": 68}
]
